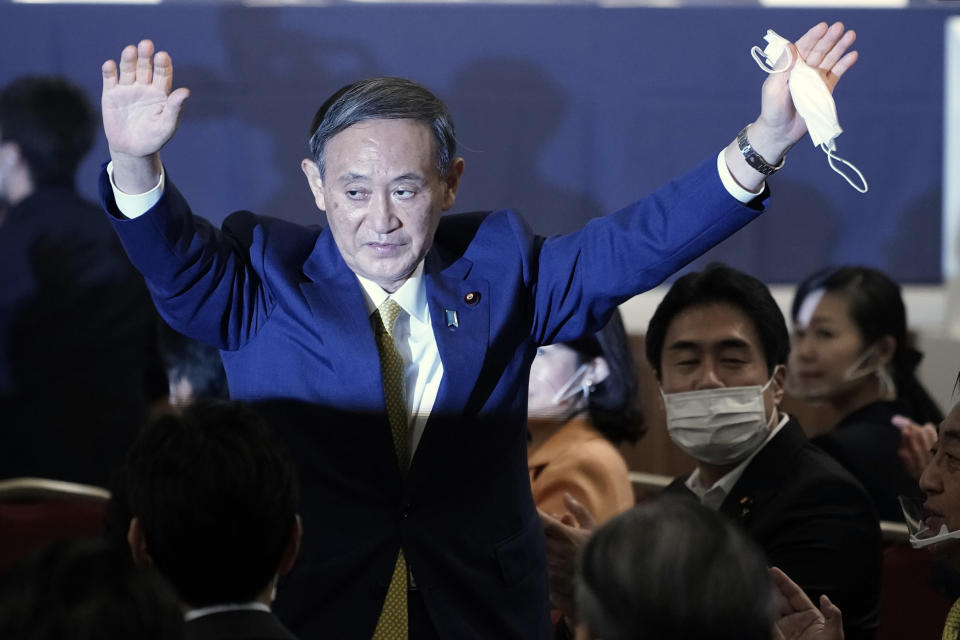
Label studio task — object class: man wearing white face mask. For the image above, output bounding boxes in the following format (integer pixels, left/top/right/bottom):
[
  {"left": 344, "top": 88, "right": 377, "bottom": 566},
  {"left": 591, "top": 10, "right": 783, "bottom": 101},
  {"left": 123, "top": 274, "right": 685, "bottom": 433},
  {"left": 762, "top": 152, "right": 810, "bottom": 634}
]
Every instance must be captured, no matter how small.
[{"left": 646, "top": 263, "right": 881, "bottom": 640}]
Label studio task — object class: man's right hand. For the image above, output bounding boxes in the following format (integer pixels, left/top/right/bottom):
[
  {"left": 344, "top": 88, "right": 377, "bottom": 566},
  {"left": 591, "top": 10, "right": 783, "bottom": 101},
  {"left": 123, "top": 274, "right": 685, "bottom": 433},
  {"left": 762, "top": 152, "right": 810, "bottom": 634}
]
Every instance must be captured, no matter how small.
[{"left": 102, "top": 39, "right": 189, "bottom": 194}]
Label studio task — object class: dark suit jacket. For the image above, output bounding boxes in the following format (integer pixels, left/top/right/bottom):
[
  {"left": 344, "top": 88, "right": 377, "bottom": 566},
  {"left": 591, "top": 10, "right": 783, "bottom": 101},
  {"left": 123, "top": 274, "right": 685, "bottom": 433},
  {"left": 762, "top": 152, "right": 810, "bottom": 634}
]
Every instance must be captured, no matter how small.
[
  {"left": 0, "top": 186, "right": 160, "bottom": 486},
  {"left": 185, "top": 609, "right": 297, "bottom": 640},
  {"left": 812, "top": 400, "right": 922, "bottom": 522},
  {"left": 102, "top": 157, "right": 766, "bottom": 639},
  {"left": 664, "top": 419, "right": 882, "bottom": 640}
]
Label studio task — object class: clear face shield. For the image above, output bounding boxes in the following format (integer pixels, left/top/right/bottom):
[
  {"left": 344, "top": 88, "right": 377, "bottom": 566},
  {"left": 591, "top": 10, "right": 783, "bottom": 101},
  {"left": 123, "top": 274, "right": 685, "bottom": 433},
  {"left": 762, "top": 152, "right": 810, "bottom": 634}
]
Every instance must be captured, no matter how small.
[{"left": 899, "top": 495, "right": 960, "bottom": 549}]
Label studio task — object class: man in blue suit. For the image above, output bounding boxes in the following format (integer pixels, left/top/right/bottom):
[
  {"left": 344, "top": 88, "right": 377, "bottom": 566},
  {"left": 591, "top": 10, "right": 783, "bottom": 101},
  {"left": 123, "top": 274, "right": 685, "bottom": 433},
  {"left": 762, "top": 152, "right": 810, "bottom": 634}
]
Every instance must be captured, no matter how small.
[{"left": 99, "top": 23, "right": 857, "bottom": 639}]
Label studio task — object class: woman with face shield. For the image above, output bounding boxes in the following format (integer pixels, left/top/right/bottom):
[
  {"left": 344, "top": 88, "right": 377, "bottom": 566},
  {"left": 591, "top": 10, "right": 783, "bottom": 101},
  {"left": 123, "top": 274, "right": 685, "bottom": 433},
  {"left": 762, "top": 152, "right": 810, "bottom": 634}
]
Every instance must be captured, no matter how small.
[
  {"left": 786, "top": 266, "right": 943, "bottom": 521},
  {"left": 527, "top": 310, "right": 642, "bottom": 525}
]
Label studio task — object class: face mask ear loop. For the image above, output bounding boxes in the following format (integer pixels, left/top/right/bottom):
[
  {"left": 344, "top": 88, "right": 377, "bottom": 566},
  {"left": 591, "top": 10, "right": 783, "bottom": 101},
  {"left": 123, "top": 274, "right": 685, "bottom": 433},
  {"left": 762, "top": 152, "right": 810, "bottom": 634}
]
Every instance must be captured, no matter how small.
[
  {"left": 824, "top": 145, "right": 868, "bottom": 193},
  {"left": 751, "top": 45, "right": 793, "bottom": 75},
  {"left": 551, "top": 363, "right": 591, "bottom": 406}
]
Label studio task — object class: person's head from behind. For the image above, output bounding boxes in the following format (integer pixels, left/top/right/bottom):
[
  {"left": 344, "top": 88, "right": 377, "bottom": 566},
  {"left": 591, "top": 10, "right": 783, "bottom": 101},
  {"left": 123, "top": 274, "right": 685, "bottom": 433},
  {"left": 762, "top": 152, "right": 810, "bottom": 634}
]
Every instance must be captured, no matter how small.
[
  {"left": 645, "top": 263, "right": 789, "bottom": 468},
  {"left": 0, "top": 76, "right": 96, "bottom": 205},
  {"left": 528, "top": 309, "right": 644, "bottom": 445},
  {"left": 0, "top": 538, "right": 184, "bottom": 640},
  {"left": 575, "top": 496, "right": 774, "bottom": 640},
  {"left": 300, "top": 77, "right": 465, "bottom": 293},
  {"left": 123, "top": 400, "right": 301, "bottom": 609},
  {"left": 788, "top": 265, "right": 942, "bottom": 424}
]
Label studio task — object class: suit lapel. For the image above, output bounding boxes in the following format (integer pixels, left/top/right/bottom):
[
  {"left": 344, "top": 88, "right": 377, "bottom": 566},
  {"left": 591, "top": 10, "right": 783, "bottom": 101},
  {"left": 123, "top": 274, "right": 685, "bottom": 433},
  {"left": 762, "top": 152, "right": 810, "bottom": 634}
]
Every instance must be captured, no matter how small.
[
  {"left": 407, "top": 249, "right": 489, "bottom": 482},
  {"left": 720, "top": 419, "right": 806, "bottom": 527},
  {"left": 299, "top": 231, "right": 402, "bottom": 486}
]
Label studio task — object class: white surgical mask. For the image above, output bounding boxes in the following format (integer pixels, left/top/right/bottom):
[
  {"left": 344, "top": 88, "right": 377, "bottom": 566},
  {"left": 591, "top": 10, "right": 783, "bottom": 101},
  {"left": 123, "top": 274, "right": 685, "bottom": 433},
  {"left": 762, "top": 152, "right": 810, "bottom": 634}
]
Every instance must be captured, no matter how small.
[
  {"left": 551, "top": 363, "right": 592, "bottom": 405},
  {"left": 900, "top": 496, "right": 960, "bottom": 549},
  {"left": 786, "top": 341, "right": 894, "bottom": 401},
  {"left": 662, "top": 368, "right": 781, "bottom": 466},
  {"left": 751, "top": 29, "right": 868, "bottom": 193}
]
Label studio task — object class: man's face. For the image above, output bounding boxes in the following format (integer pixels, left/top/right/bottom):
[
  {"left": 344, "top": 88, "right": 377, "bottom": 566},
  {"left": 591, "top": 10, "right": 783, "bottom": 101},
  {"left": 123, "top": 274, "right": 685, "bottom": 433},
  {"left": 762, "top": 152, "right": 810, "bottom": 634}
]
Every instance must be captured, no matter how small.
[
  {"left": 301, "top": 118, "right": 463, "bottom": 293},
  {"left": 920, "top": 402, "right": 960, "bottom": 556},
  {"left": 659, "top": 302, "right": 784, "bottom": 410}
]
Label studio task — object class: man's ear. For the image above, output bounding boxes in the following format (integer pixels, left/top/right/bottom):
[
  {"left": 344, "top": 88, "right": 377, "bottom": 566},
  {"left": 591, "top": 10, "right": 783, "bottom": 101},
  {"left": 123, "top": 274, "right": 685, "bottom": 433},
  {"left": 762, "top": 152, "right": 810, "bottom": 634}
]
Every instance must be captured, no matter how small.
[
  {"left": 127, "top": 517, "right": 154, "bottom": 568},
  {"left": 441, "top": 157, "right": 465, "bottom": 211},
  {"left": 770, "top": 364, "right": 787, "bottom": 407},
  {"left": 301, "top": 159, "right": 326, "bottom": 211},
  {"left": 277, "top": 514, "right": 303, "bottom": 576}
]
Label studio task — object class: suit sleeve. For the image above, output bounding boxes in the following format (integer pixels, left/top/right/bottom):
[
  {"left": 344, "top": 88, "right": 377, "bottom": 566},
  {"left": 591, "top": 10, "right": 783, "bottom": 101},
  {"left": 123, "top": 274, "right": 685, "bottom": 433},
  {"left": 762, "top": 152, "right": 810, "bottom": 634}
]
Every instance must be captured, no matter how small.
[
  {"left": 526, "top": 156, "right": 767, "bottom": 345},
  {"left": 100, "top": 168, "right": 277, "bottom": 351}
]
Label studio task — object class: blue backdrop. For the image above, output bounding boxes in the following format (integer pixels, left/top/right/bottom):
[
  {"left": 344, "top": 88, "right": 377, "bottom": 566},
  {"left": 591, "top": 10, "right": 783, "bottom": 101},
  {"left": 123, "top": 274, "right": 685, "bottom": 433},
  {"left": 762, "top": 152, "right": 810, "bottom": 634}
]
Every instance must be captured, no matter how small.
[{"left": 0, "top": 4, "right": 950, "bottom": 282}]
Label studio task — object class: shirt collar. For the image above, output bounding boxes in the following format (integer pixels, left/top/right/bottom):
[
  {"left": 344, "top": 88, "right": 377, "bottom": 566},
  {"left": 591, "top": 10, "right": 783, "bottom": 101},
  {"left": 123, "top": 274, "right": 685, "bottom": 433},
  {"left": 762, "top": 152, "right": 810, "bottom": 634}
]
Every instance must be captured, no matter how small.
[
  {"left": 184, "top": 601, "right": 271, "bottom": 622},
  {"left": 686, "top": 412, "right": 790, "bottom": 503},
  {"left": 355, "top": 262, "right": 429, "bottom": 325}
]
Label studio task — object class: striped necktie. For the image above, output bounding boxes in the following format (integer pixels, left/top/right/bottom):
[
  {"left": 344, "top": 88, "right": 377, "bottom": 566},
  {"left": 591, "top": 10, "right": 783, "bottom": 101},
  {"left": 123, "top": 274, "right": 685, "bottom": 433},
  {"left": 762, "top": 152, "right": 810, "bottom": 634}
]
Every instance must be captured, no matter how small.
[{"left": 370, "top": 298, "right": 408, "bottom": 639}]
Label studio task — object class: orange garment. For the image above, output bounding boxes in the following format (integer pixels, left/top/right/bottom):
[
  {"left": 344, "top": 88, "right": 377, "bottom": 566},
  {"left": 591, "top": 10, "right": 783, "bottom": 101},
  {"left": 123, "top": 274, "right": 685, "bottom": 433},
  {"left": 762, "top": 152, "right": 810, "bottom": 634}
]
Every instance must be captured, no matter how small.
[{"left": 528, "top": 418, "right": 634, "bottom": 524}]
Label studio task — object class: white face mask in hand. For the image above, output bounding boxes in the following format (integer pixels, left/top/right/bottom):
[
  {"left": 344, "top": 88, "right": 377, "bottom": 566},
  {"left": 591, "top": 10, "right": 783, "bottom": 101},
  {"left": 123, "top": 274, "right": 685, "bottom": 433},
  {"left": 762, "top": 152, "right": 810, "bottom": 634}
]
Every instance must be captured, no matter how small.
[{"left": 751, "top": 29, "right": 868, "bottom": 194}]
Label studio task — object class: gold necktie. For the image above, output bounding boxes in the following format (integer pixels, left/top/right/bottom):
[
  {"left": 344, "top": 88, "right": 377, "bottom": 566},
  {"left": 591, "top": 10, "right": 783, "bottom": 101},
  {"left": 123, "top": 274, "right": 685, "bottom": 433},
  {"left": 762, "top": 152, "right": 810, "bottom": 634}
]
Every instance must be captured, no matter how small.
[
  {"left": 371, "top": 299, "right": 408, "bottom": 639},
  {"left": 943, "top": 598, "right": 960, "bottom": 640}
]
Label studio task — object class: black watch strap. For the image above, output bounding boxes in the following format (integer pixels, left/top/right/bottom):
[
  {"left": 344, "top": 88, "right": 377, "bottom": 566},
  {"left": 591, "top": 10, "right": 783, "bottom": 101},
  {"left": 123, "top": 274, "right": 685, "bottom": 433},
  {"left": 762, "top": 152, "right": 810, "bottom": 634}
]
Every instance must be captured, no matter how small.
[{"left": 737, "top": 125, "right": 784, "bottom": 176}]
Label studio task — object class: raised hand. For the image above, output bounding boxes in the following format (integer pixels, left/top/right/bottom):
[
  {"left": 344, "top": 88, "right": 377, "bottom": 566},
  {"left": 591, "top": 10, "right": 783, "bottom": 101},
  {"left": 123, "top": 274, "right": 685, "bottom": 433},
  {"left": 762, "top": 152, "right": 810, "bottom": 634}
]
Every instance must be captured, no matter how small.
[
  {"left": 770, "top": 567, "right": 844, "bottom": 640},
  {"left": 893, "top": 414, "right": 939, "bottom": 481},
  {"left": 757, "top": 22, "right": 858, "bottom": 153},
  {"left": 102, "top": 39, "right": 189, "bottom": 193},
  {"left": 725, "top": 22, "right": 858, "bottom": 191},
  {"left": 539, "top": 493, "right": 598, "bottom": 622}
]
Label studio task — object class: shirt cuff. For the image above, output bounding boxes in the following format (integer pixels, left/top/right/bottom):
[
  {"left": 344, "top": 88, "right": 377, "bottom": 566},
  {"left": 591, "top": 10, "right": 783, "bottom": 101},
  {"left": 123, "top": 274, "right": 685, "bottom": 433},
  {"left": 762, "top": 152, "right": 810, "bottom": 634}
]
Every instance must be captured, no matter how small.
[
  {"left": 106, "top": 161, "right": 165, "bottom": 219},
  {"left": 716, "top": 150, "right": 764, "bottom": 204}
]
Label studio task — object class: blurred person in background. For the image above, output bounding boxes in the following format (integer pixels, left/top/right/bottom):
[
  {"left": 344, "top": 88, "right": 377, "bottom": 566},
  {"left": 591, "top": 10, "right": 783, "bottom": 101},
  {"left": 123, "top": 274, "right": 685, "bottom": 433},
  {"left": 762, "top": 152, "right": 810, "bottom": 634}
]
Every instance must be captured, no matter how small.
[
  {"left": 0, "top": 538, "right": 184, "bottom": 640},
  {"left": 157, "top": 321, "right": 229, "bottom": 408},
  {"left": 527, "top": 309, "right": 641, "bottom": 524},
  {"left": 0, "top": 75, "right": 161, "bottom": 486},
  {"left": 787, "top": 266, "right": 942, "bottom": 521}
]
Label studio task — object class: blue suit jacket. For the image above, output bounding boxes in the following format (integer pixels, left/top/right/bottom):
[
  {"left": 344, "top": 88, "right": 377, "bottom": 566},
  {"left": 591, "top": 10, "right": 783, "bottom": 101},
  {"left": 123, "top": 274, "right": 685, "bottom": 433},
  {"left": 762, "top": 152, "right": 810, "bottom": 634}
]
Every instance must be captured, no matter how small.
[{"left": 102, "top": 157, "right": 766, "bottom": 639}]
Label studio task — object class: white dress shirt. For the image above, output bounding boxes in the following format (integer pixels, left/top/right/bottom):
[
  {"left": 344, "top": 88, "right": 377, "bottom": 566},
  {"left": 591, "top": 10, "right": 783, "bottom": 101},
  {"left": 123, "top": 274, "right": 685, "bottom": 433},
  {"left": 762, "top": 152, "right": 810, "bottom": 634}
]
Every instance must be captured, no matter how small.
[
  {"left": 355, "top": 265, "right": 443, "bottom": 462},
  {"left": 184, "top": 601, "right": 271, "bottom": 622}
]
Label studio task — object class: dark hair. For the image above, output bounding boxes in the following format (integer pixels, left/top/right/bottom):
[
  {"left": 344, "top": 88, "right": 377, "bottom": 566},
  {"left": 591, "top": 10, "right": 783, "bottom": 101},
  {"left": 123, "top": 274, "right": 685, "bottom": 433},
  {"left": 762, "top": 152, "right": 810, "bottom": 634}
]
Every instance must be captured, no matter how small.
[
  {"left": 645, "top": 263, "right": 789, "bottom": 378},
  {"left": 577, "top": 497, "right": 774, "bottom": 640},
  {"left": 123, "top": 401, "right": 299, "bottom": 608},
  {"left": 564, "top": 309, "right": 644, "bottom": 444},
  {"left": 0, "top": 539, "right": 184, "bottom": 640},
  {"left": 0, "top": 76, "right": 96, "bottom": 187},
  {"left": 792, "top": 266, "right": 943, "bottom": 425},
  {"left": 308, "top": 77, "right": 456, "bottom": 179},
  {"left": 158, "top": 322, "right": 229, "bottom": 402}
]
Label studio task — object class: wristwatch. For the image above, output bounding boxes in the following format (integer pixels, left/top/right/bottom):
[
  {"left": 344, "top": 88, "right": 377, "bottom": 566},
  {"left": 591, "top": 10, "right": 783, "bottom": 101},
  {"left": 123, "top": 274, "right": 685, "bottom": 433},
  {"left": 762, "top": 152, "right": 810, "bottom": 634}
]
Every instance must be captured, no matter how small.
[{"left": 737, "top": 125, "right": 785, "bottom": 176}]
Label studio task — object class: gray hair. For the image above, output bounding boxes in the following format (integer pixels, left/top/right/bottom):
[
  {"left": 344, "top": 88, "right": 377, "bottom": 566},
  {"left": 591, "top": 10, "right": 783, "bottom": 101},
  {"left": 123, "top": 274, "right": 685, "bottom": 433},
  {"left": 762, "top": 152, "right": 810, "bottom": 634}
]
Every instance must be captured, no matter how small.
[
  {"left": 308, "top": 77, "right": 456, "bottom": 179},
  {"left": 576, "top": 497, "right": 776, "bottom": 640}
]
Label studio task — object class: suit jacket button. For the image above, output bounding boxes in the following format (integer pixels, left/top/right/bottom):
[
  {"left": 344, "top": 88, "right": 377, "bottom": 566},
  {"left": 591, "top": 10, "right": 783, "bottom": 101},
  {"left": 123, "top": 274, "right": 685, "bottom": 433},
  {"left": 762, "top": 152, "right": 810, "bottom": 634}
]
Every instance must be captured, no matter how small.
[{"left": 464, "top": 291, "right": 481, "bottom": 305}]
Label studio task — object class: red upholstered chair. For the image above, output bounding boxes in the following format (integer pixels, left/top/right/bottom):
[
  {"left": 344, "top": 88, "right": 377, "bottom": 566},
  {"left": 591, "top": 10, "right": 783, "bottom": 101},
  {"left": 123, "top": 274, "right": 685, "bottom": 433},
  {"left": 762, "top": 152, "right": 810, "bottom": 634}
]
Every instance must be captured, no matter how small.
[
  {"left": 0, "top": 477, "right": 110, "bottom": 574},
  {"left": 878, "top": 521, "right": 953, "bottom": 640}
]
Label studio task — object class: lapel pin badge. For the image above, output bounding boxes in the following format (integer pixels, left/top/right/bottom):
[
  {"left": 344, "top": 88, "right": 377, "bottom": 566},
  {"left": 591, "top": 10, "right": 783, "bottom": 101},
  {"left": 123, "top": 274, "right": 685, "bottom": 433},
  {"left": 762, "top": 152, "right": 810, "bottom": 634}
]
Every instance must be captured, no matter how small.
[
  {"left": 464, "top": 291, "right": 481, "bottom": 305},
  {"left": 445, "top": 309, "right": 459, "bottom": 329},
  {"left": 739, "top": 495, "right": 754, "bottom": 518}
]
